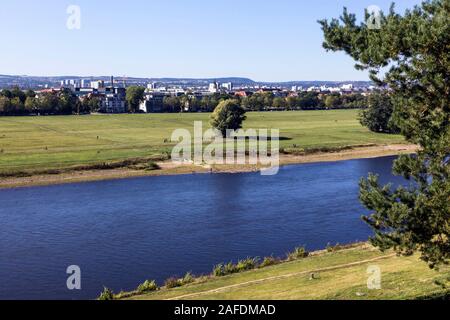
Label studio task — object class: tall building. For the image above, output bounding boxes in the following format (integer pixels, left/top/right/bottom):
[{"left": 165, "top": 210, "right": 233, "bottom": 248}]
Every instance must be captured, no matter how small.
[
  {"left": 221, "top": 82, "right": 233, "bottom": 91},
  {"left": 208, "top": 82, "right": 219, "bottom": 93},
  {"left": 91, "top": 80, "right": 105, "bottom": 89}
]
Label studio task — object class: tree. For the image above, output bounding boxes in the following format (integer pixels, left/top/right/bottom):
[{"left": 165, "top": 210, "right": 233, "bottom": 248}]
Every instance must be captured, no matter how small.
[
  {"left": 58, "top": 88, "right": 78, "bottom": 114},
  {"left": 272, "top": 97, "right": 287, "bottom": 110},
  {"left": 11, "top": 86, "right": 26, "bottom": 104},
  {"left": 0, "top": 96, "right": 11, "bottom": 115},
  {"left": 126, "top": 86, "right": 145, "bottom": 113},
  {"left": 359, "top": 92, "right": 399, "bottom": 133},
  {"left": 210, "top": 100, "right": 247, "bottom": 137},
  {"left": 324, "top": 94, "right": 341, "bottom": 109},
  {"left": 0, "top": 89, "right": 12, "bottom": 99},
  {"left": 163, "top": 96, "right": 181, "bottom": 113},
  {"left": 39, "top": 93, "right": 60, "bottom": 114},
  {"left": 24, "top": 96, "right": 39, "bottom": 114},
  {"left": 25, "top": 89, "right": 36, "bottom": 98},
  {"left": 320, "top": 0, "right": 449, "bottom": 268}
]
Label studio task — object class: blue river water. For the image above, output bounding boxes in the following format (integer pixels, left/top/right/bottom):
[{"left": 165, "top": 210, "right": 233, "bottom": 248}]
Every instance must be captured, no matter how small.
[{"left": 0, "top": 156, "right": 403, "bottom": 300}]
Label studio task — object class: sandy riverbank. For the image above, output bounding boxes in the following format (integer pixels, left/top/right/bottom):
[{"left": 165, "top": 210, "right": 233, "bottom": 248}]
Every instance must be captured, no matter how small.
[{"left": 0, "top": 144, "right": 417, "bottom": 189}]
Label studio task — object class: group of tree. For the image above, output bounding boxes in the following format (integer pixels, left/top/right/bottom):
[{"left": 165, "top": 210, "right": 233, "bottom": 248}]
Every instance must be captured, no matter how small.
[
  {"left": 159, "top": 91, "right": 368, "bottom": 113},
  {"left": 0, "top": 88, "right": 85, "bottom": 116},
  {"left": 321, "top": 0, "right": 449, "bottom": 268}
]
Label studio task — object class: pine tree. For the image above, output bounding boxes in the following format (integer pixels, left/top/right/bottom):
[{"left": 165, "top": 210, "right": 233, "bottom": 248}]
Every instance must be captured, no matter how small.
[{"left": 319, "top": 0, "right": 449, "bottom": 268}]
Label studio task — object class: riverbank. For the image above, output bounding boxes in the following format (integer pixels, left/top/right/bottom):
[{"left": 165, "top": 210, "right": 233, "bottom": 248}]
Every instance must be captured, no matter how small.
[
  {"left": 121, "top": 243, "right": 449, "bottom": 300},
  {"left": 0, "top": 144, "right": 417, "bottom": 189}
]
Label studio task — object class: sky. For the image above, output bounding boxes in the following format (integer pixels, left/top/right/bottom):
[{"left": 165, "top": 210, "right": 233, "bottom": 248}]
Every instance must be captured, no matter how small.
[{"left": 0, "top": 0, "right": 422, "bottom": 82}]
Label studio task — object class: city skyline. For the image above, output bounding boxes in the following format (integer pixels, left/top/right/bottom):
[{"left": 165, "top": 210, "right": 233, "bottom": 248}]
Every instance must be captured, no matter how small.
[{"left": 1, "top": 0, "right": 422, "bottom": 82}]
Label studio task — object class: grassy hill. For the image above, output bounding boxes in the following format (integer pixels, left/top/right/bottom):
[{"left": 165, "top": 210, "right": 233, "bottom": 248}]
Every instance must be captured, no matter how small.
[
  {"left": 0, "top": 110, "right": 404, "bottom": 175},
  {"left": 123, "top": 244, "right": 449, "bottom": 300}
]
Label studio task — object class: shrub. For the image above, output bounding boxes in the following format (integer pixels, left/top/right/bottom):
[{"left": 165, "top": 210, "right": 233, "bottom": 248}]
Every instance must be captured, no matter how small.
[
  {"left": 287, "top": 246, "right": 309, "bottom": 261},
  {"left": 180, "top": 272, "right": 195, "bottom": 285},
  {"left": 165, "top": 277, "right": 182, "bottom": 289},
  {"left": 213, "top": 264, "right": 225, "bottom": 277},
  {"left": 98, "top": 287, "right": 115, "bottom": 300},
  {"left": 326, "top": 243, "right": 344, "bottom": 253},
  {"left": 224, "top": 262, "right": 238, "bottom": 275},
  {"left": 146, "top": 161, "right": 160, "bottom": 171},
  {"left": 236, "top": 257, "right": 259, "bottom": 272},
  {"left": 260, "top": 256, "right": 280, "bottom": 268},
  {"left": 137, "top": 280, "right": 158, "bottom": 293}
]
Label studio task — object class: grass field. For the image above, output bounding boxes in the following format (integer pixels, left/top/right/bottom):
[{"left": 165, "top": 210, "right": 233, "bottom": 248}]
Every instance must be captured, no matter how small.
[
  {"left": 125, "top": 245, "right": 449, "bottom": 300},
  {"left": 0, "top": 110, "right": 405, "bottom": 174}
]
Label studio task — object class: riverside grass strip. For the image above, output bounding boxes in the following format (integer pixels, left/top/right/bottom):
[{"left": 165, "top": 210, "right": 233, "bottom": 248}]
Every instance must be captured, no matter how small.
[{"left": 127, "top": 244, "right": 449, "bottom": 300}]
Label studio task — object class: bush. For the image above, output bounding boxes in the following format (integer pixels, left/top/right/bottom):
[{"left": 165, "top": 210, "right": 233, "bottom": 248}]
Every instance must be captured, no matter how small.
[
  {"left": 165, "top": 277, "right": 182, "bottom": 289},
  {"left": 146, "top": 161, "right": 160, "bottom": 171},
  {"left": 224, "top": 262, "right": 237, "bottom": 275},
  {"left": 260, "top": 256, "right": 280, "bottom": 268},
  {"left": 236, "top": 257, "right": 259, "bottom": 272},
  {"left": 326, "top": 243, "right": 344, "bottom": 253},
  {"left": 98, "top": 287, "right": 115, "bottom": 300},
  {"left": 287, "top": 246, "right": 309, "bottom": 261},
  {"left": 213, "top": 264, "right": 225, "bottom": 277},
  {"left": 213, "top": 258, "right": 259, "bottom": 277},
  {"left": 180, "top": 272, "right": 195, "bottom": 285},
  {"left": 137, "top": 280, "right": 158, "bottom": 293}
]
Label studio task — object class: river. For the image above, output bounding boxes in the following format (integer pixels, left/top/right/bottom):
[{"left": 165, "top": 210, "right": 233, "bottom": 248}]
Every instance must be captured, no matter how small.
[{"left": 0, "top": 156, "right": 404, "bottom": 299}]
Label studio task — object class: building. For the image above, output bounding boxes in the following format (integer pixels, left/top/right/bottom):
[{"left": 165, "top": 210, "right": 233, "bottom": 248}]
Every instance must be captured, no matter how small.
[
  {"left": 208, "top": 82, "right": 220, "bottom": 93},
  {"left": 221, "top": 82, "right": 233, "bottom": 91},
  {"left": 91, "top": 80, "right": 105, "bottom": 89},
  {"left": 341, "top": 84, "right": 354, "bottom": 91},
  {"left": 99, "top": 87, "right": 127, "bottom": 113},
  {"left": 139, "top": 92, "right": 166, "bottom": 113},
  {"left": 147, "top": 82, "right": 157, "bottom": 90},
  {"left": 101, "top": 94, "right": 126, "bottom": 113}
]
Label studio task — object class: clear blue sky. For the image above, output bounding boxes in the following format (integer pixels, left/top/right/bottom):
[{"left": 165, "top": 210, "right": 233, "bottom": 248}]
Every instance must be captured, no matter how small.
[{"left": 0, "top": 0, "right": 422, "bottom": 82}]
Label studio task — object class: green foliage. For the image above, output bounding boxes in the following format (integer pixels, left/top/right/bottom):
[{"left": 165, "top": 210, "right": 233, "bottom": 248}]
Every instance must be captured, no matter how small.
[
  {"left": 98, "top": 287, "right": 115, "bottom": 300},
  {"left": 359, "top": 92, "right": 398, "bottom": 133},
  {"left": 180, "top": 272, "right": 195, "bottom": 285},
  {"left": 137, "top": 280, "right": 158, "bottom": 293},
  {"left": 210, "top": 99, "right": 247, "bottom": 137},
  {"left": 126, "top": 86, "right": 145, "bottom": 113},
  {"left": 236, "top": 257, "right": 259, "bottom": 272},
  {"left": 212, "top": 257, "right": 259, "bottom": 277},
  {"left": 259, "top": 256, "right": 280, "bottom": 268},
  {"left": 287, "top": 246, "right": 309, "bottom": 261},
  {"left": 321, "top": 0, "right": 450, "bottom": 268},
  {"left": 164, "top": 277, "right": 182, "bottom": 289},
  {"left": 213, "top": 264, "right": 226, "bottom": 277}
]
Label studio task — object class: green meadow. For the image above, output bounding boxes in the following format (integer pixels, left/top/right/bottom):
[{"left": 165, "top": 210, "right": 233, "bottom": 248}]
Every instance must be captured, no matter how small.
[{"left": 0, "top": 110, "right": 404, "bottom": 174}]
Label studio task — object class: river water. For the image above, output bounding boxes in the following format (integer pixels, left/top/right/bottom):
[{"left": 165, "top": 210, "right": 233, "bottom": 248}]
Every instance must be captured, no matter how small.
[{"left": 0, "top": 156, "right": 403, "bottom": 299}]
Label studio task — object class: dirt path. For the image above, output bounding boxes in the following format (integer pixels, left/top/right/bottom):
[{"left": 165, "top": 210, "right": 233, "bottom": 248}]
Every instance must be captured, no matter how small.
[
  {"left": 0, "top": 144, "right": 417, "bottom": 189},
  {"left": 165, "top": 253, "right": 397, "bottom": 300}
]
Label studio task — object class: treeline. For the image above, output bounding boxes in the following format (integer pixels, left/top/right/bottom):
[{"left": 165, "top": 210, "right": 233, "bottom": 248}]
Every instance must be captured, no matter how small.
[
  {"left": 0, "top": 87, "right": 97, "bottom": 116},
  {"left": 0, "top": 86, "right": 369, "bottom": 116},
  {"left": 162, "top": 91, "right": 368, "bottom": 113}
]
